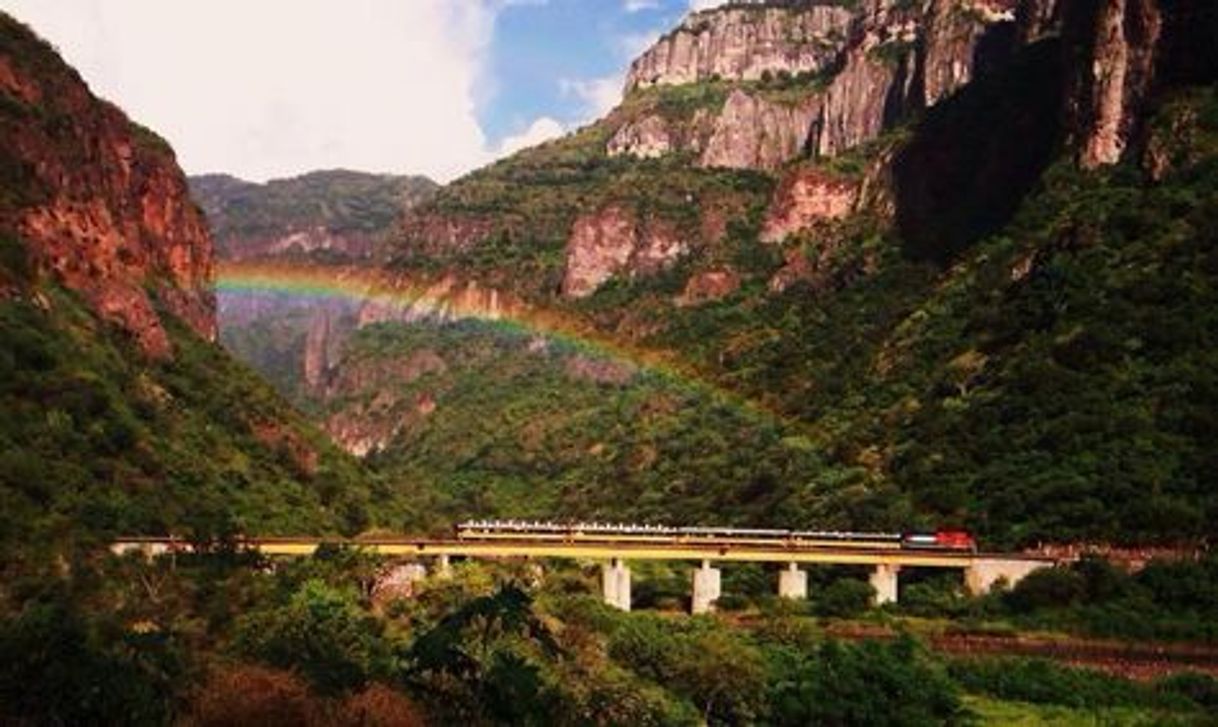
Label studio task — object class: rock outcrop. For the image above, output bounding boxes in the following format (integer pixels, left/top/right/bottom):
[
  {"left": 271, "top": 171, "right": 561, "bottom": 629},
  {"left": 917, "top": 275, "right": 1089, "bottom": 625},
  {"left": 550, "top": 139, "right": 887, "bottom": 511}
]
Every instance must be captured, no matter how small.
[
  {"left": 0, "top": 16, "right": 215, "bottom": 358},
  {"left": 761, "top": 168, "right": 859, "bottom": 243},
  {"left": 699, "top": 89, "right": 820, "bottom": 171},
  {"left": 561, "top": 206, "right": 686, "bottom": 299},
  {"left": 1064, "top": 0, "right": 1163, "bottom": 169},
  {"left": 625, "top": 2, "right": 855, "bottom": 90},
  {"left": 607, "top": 115, "right": 675, "bottom": 159},
  {"left": 397, "top": 211, "right": 498, "bottom": 257},
  {"left": 677, "top": 268, "right": 741, "bottom": 306},
  {"left": 613, "top": 0, "right": 1023, "bottom": 172}
]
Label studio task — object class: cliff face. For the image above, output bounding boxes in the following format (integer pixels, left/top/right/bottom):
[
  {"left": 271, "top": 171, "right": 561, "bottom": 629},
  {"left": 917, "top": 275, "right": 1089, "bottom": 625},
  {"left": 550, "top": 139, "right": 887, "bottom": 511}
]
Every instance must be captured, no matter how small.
[
  {"left": 699, "top": 89, "right": 821, "bottom": 171},
  {"left": 625, "top": 3, "right": 855, "bottom": 90},
  {"left": 1064, "top": 0, "right": 1162, "bottom": 169},
  {"left": 562, "top": 206, "right": 686, "bottom": 299},
  {"left": 0, "top": 15, "right": 215, "bottom": 358},
  {"left": 611, "top": 0, "right": 1020, "bottom": 173}
]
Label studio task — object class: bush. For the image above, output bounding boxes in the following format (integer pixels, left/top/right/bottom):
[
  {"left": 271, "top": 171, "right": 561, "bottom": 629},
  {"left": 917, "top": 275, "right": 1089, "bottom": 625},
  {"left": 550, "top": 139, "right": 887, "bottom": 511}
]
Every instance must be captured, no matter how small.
[
  {"left": 1004, "top": 567, "right": 1087, "bottom": 613},
  {"left": 234, "top": 580, "right": 392, "bottom": 696},
  {"left": 0, "top": 601, "right": 184, "bottom": 726},
  {"left": 1157, "top": 671, "right": 1218, "bottom": 712},
  {"left": 813, "top": 578, "right": 874, "bottom": 618},
  {"left": 767, "top": 637, "right": 966, "bottom": 726},
  {"left": 948, "top": 657, "right": 1179, "bottom": 710}
]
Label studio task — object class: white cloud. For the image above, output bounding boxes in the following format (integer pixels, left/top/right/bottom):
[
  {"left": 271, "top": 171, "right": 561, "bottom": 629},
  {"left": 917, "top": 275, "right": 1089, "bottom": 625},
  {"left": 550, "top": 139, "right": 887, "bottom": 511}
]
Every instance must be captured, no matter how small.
[
  {"left": 495, "top": 116, "right": 565, "bottom": 155},
  {"left": 559, "top": 76, "right": 623, "bottom": 122},
  {"left": 0, "top": 0, "right": 510, "bottom": 183},
  {"left": 689, "top": 0, "right": 730, "bottom": 10},
  {"left": 623, "top": 0, "right": 660, "bottom": 11}
]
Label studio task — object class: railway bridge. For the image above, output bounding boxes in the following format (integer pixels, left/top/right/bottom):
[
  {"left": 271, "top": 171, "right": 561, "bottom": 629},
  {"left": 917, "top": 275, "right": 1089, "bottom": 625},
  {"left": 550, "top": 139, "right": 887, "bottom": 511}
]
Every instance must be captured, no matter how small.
[{"left": 112, "top": 533, "right": 1059, "bottom": 614}]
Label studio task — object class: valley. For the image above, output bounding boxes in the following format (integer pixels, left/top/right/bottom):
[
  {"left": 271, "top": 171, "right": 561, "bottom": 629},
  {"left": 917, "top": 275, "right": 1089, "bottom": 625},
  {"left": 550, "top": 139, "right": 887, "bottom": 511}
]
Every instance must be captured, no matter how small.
[{"left": 1, "top": 0, "right": 1217, "bottom": 723}]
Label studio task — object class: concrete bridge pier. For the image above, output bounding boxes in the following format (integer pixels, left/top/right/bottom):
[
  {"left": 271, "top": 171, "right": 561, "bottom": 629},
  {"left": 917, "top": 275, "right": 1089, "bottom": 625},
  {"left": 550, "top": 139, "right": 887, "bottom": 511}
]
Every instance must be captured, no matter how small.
[
  {"left": 436, "top": 554, "right": 452, "bottom": 578},
  {"left": 870, "top": 564, "right": 900, "bottom": 605},
  {"left": 778, "top": 562, "right": 808, "bottom": 599},
  {"left": 965, "top": 558, "right": 1046, "bottom": 595},
  {"left": 602, "top": 558, "right": 631, "bottom": 611},
  {"left": 692, "top": 559, "right": 722, "bottom": 614}
]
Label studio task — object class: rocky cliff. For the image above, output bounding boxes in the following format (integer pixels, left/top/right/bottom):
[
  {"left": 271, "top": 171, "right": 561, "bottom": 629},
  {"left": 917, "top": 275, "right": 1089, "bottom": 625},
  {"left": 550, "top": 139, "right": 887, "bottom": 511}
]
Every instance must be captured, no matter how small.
[
  {"left": 610, "top": 0, "right": 1021, "bottom": 173},
  {"left": 625, "top": 1, "right": 855, "bottom": 90},
  {"left": 0, "top": 12, "right": 388, "bottom": 545},
  {"left": 0, "top": 14, "right": 214, "bottom": 358}
]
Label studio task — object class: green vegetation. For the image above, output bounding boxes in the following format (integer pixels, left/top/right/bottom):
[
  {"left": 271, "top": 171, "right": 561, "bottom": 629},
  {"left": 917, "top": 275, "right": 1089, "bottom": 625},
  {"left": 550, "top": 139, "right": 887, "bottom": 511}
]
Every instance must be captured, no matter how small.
[
  {"left": 0, "top": 270, "right": 413, "bottom": 560},
  {"left": 333, "top": 320, "right": 882, "bottom": 531},
  {"left": 409, "top": 87, "right": 1218, "bottom": 547},
  {"left": 8, "top": 547, "right": 1214, "bottom": 725},
  {"left": 190, "top": 170, "right": 438, "bottom": 254}
]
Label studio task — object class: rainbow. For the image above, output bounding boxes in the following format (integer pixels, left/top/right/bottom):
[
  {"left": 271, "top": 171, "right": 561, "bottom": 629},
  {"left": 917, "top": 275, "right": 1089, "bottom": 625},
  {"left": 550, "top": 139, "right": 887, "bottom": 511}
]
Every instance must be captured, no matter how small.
[{"left": 215, "top": 260, "right": 802, "bottom": 426}]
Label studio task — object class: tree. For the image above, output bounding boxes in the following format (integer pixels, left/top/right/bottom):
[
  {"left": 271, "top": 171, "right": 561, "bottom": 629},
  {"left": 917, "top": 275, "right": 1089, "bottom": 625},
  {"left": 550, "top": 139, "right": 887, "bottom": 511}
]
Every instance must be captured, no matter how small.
[{"left": 234, "top": 579, "right": 391, "bottom": 696}]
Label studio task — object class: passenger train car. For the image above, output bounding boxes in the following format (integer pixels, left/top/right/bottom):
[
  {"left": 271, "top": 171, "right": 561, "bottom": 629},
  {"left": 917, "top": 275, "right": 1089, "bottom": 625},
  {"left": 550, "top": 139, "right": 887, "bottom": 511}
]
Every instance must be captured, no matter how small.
[{"left": 455, "top": 520, "right": 977, "bottom": 552}]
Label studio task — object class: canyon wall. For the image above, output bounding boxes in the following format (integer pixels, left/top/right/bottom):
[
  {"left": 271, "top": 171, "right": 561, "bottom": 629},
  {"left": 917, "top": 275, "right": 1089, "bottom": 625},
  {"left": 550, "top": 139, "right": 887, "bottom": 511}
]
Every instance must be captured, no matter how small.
[{"left": 0, "top": 15, "right": 215, "bottom": 358}]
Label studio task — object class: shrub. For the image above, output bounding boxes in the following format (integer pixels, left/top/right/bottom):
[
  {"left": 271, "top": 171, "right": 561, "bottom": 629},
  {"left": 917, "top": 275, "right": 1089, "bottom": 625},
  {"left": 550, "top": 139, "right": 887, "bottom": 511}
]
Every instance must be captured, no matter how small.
[
  {"left": 813, "top": 578, "right": 874, "bottom": 618},
  {"left": 1157, "top": 671, "right": 1218, "bottom": 712},
  {"left": 767, "top": 637, "right": 965, "bottom": 726},
  {"left": 1004, "top": 567, "right": 1087, "bottom": 613},
  {"left": 233, "top": 579, "right": 392, "bottom": 696}
]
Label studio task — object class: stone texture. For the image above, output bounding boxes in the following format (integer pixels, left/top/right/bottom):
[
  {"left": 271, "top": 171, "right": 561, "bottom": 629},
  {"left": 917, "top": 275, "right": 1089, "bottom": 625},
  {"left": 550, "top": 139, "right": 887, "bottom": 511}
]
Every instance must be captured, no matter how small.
[
  {"left": 691, "top": 561, "right": 722, "bottom": 614},
  {"left": 677, "top": 268, "right": 740, "bottom": 306},
  {"left": 602, "top": 561, "right": 631, "bottom": 611},
  {"left": 398, "top": 211, "right": 498, "bottom": 256},
  {"left": 699, "top": 89, "right": 821, "bottom": 171},
  {"left": 870, "top": 564, "right": 900, "bottom": 605},
  {"left": 626, "top": 3, "right": 855, "bottom": 90},
  {"left": 607, "top": 114, "right": 674, "bottom": 158},
  {"left": 761, "top": 168, "right": 859, "bottom": 243},
  {"left": 1064, "top": 0, "right": 1163, "bottom": 169},
  {"left": 1, "top": 20, "right": 215, "bottom": 358},
  {"left": 561, "top": 206, "right": 687, "bottom": 298}
]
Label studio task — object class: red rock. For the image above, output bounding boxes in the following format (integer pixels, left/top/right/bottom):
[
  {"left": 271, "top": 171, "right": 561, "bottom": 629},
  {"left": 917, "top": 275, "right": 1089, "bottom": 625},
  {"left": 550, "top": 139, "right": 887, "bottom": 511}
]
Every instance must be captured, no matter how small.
[
  {"left": 0, "top": 18, "right": 214, "bottom": 358},
  {"left": 761, "top": 168, "right": 859, "bottom": 243},
  {"left": 561, "top": 205, "right": 688, "bottom": 298},
  {"left": 677, "top": 268, "right": 740, "bottom": 306}
]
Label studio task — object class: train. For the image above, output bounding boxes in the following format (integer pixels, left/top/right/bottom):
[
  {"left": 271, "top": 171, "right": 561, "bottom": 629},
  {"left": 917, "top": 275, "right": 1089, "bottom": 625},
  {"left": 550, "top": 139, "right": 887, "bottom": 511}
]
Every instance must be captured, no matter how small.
[{"left": 455, "top": 520, "right": 977, "bottom": 552}]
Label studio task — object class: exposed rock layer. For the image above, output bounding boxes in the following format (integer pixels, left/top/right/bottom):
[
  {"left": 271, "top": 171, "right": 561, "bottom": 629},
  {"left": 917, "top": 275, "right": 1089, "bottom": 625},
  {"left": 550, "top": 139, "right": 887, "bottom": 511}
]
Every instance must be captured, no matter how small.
[
  {"left": 0, "top": 17, "right": 215, "bottom": 358},
  {"left": 625, "top": 3, "right": 855, "bottom": 90},
  {"left": 562, "top": 206, "right": 686, "bottom": 299}
]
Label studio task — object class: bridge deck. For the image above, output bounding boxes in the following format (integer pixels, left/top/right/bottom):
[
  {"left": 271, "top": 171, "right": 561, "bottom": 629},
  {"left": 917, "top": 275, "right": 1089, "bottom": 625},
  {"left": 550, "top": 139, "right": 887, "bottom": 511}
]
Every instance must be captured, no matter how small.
[{"left": 112, "top": 537, "right": 1055, "bottom": 569}]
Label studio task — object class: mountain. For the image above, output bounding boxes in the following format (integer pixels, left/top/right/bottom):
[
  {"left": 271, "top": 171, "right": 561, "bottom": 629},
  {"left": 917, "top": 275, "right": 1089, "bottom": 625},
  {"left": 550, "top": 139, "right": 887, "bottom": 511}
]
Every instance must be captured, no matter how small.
[
  {"left": 0, "top": 13, "right": 407, "bottom": 565},
  {"left": 210, "top": 0, "right": 1218, "bottom": 548},
  {"left": 188, "top": 171, "right": 438, "bottom": 411},
  {"left": 190, "top": 169, "right": 437, "bottom": 262}
]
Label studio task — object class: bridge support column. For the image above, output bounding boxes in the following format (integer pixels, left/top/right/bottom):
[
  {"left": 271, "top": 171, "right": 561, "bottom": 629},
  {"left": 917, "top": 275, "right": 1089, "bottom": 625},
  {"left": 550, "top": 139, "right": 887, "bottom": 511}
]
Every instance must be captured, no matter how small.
[
  {"left": 436, "top": 554, "right": 452, "bottom": 579},
  {"left": 692, "top": 560, "right": 722, "bottom": 614},
  {"left": 602, "top": 558, "right": 631, "bottom": 611},
  {"left": 778, "top": 563, "right": 807, "bottom": 600},
  {"left": 964, "top": 559, "right": 1047, "bottom": 596},
  {"left": 870, "top": 564, "right": 900, "bottom": 606}
]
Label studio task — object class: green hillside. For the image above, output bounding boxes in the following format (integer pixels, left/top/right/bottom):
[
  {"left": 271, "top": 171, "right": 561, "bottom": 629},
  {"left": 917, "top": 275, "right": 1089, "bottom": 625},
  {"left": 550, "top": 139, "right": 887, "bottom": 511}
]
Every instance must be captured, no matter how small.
[{"left": 361, "top": 80, "right": 1218, "bottom": 547}]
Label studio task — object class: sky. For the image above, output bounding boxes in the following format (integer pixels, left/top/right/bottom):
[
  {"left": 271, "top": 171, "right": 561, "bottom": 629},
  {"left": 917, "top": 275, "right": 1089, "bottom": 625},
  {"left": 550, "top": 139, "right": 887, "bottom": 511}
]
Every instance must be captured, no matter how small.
[{"left": 0, "top": 0, "right": 729, "bottom": 183}]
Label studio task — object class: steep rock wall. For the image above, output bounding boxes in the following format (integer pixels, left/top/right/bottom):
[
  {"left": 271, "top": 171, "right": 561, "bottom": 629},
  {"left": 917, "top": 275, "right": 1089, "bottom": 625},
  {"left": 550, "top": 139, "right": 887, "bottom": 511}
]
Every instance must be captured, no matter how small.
[
  {"left": 561, "top": 206, "right": 686, "bottom": 299},
  {"left": 625, "top": 3, "right": 855, "bottom": 90},
  {"left": 0, "top": 17, "right": 215, "bottom": 358},
  {"left": 699, "top": 89, "right": 821, "bottom": 171}
]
